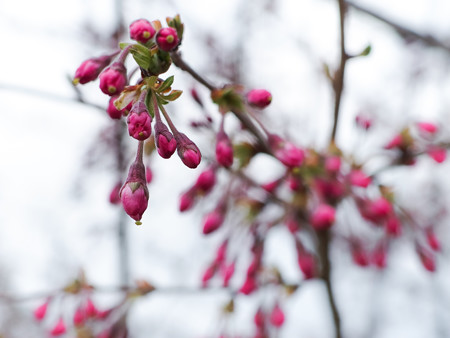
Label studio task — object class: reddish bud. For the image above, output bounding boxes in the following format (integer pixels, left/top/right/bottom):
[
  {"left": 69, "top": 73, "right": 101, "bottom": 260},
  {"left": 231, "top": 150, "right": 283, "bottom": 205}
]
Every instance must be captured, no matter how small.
[
  {"left": 33, "top": 301, "right": 48, "bottom": 321},
  {"left": 426, "top": 228, "right": 440, "bottom": 251},
  {"left": 275, "top": 142, "right": 305, "bottom": 168},
  {"left": 417, "top": 122, "right": 438, "bottom": 135},
  {"left": 154, "top": 121, "right": 177, "bottom": 158},
  {"left": 254, "top": 308, "right": 265, "bottom": 328},
  {"left": 386, "top": 216, "right": 402, "bottom": 236},
  {"left": 352, "top": 243, "right": 369, "bottom": 267},
  {"left": 190, "top": 88, "right": 203, "bottom": 107},
  {"left": 427, "top": 146, "right": 446, "bottom": 163},
  {"left": 120, "top": 161, "right": 149, "bottom": 224},
  {"left": 372, "top": 243, "right": 387, "bottom": 269},
  {"left": 215, "top": 240, "right": 228, "bottom": 263},
  {"left": 50, "top": 317, "right": 66, "bottom": 336},
  {"left": 239, "top": 275, "right": 258, "bottom": 295},
  {"left": 246, "top": 89, "right": 272, "bottom": 108},
  {"left": 107, "top": 95, "right": 132, "bottom": 119},
  {"left": 73, "top": 307, "right": 85, "bottom": 326},
  {"left": 203, "top": 210, "right": 225, "bottom": 234},
  {"left": 175, "top": 133, "right": 202, "bottom": 169},
  {"left": 297, "top": 252, "right": 316, "bottom": 279},
  {"left": 127, "top": 102, "right": 153, "bottom": 141},
  {"left": 285, "top": 217, "right": 300, "bottom": 233},
  {"left": 195, "top": 167, "right": 216, "bottom": 193},
  {"left": 85, "top": 298, "right": 98, "bottom": 318},
  {"left": 417, "top": 247, "right": 436, "bottom": 272},
  {"left": 269, "top": 303, "right": 285, "bottom": 328},
  {"left": 325, "top": 156, "right": 341, "bottom": 174},
  {"left": 222, "top": 262, "right": 235, "bottom": 287},
  {"left": 73, "top": 54, "right": 114, "bottom": 85},
  {"left": 349, "top": 169, "right": 371, "bottom": 188},
  {"left": 384, "top": 134, "right": 403, "bottom": 150},
  {"left": 261, "top": 179, "right": 281, "bottom": 193},
  {"left": 179, "top": 189, "right": 196, "bottom": 212},
  {"left": 99, "top": 62, "right": 127, "bottom": 96},
  {"left": 310, "top": 204, "right": 336, "bottom": 230},
  {"left": 145, "top": 166, "right": 153, "bottom": 184},
  {"left": 109, "top": 182, "right": 122, "bottom": 205},
  {"left": 201, "top": 264, "right": 217, "bottom": 287},
  {"left": 129, "top": 19, "right": 156, "bottom": 44},
  {"left": 216, "top": 132, "right": 234, "bottom": 168},
  {"left": 156, "top": 27, "right": 179, "bottom": 51}
]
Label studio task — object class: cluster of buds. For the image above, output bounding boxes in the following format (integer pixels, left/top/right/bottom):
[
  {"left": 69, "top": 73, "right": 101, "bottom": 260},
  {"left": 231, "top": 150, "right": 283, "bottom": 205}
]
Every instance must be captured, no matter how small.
[{"left": 252, "top": 302, "right": 286, "bottom": 338}]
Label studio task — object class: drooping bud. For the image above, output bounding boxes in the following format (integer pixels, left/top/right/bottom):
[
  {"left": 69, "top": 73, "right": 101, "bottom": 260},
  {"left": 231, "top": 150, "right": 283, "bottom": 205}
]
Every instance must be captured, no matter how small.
[
  {"left": 385, "top": 216, "right": 402, "bottom": 236},
  {"left": 246, "top": 89, "right": 272, "bottom": 109},
  {"left": 107, "top": 95, "right": 132, "bottom": 119},
  {"left": 215, "top": 240, "right": 228, "bottom": 263},
  {"left": 99, "top": 62, "right": 127, "bottom": 96},
  {"left": 270, "top": 135, "right": 304, "bottom": 168},
  {"left": 85, "top": 298, "right": 98, "bottom": 318},
  {"left": 254, "top": 307, "right": 266, "bottom": 328},
  {"left": 145, "top": 166, "right": 153, "bottom": 184},
  {"left": 349, "top": 169, "right": 371, "bottom": 188},
  {"left": 269, "top": 303, "right": 285, "bottom": 328},
  {"left": 372, "top": 243, "right": 387, "bottom": 269},
  {"left": 222, "top": 261, "right": 235, "bottom": 287},
  {"left": 109, "top": 182, "right": 122, "bottom": 205},
  {"left": 201, "top": 263, "right": 217, "bottom": 288},
  {"left": 417, "top": 246, "right": 436, "bottom": 272},
  {"left": 190, "top": 87, "right": 203, "bottom": 107},
  {"left": 324, "top": 156, "right": 341, "bottom": 174},
  {"left": 50, "top": 317, "right": 66, "bottom": 336},
  {"left": 417, "top": 122, "right": 438, "bottom": 136},
  {"left": 156, "top": 27, "right": 179, "bottom": 52},
  {"left": 129, "top": 19, "right": 156, "bottom": 44},
  {"left": 73, "top": 306, "right": 85, "bottom": 326},
  {"left": 194, "top": 167, "right": 216, "bottom": 194},
  {"left": 127, "top": 100, "right": 153, "bottom": 141},
  {"left": 202, "top": 209, "right": 225, "bottom": 234},
  {"left": 33, "top": 301, "right": 48, "bottom": 321},
  {"left": 216, "top": 131, "right": 234, "bottom": 168},
  {"left": 120, "top": 156, "right": 149, "bottom": 225},
  {"left": 154, "top": 121, "right": 177, "bottom": 158},
  {"left": 179, "top": 189, "right": 196, "bottom": 212},
  {"left": 297, "top": 252, "right": 316, "bottom": 279},
  {"left": 239, "top": 275, "right": 258, "bottom": 295},
  {"left": 384, "top": 134, "right": 403, "bottom": 150},
  {"left": 427, "top": 146, "right": 446, "bottom": 163},
  {"left": 426, "top": 228, "right": 440, "bottom": 251},
  {"left": 351, "top": 242, "right": 369, "bottom": 267},
  {"left": 310, "top": 204, "right": 336, "bottom": 230},
  {"left": 175, "top": 133, "right": 202, "bottom": 168},
  {"left": 73, "top": 54, "right": 115, "bottom": 85}
]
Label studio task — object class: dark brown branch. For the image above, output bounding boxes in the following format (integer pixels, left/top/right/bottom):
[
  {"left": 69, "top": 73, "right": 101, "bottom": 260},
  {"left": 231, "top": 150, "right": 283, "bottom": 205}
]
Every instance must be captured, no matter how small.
[{"left": 347, "top": 1, "right": 450, "bottom": 54}]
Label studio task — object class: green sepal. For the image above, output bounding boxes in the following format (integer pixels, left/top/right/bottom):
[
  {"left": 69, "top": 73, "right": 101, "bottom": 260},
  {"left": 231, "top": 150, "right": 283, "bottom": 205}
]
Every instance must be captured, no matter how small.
[
  {"left": 161, "top": 89, "right": 182, "bottom": 102},
  {"left": 145, "top": 76, "right": 159, "bottom": 88},
  {"left": 211, "top": 85, "right": 244, "bottom": 114},
  {"left": 119, "top": 42, "right": 132, "bottom": 50},
  {"left": 156, "top": 95, "right": 169, "bottom": 106},
  {"left": 233, "top": 142, "right": 257, "bottom": 168},
  {"left": 129, "top": 182, "right": 142, "bottom": 193},
  {"left": 166, "top": 14, "right": 184, "bottom": 42},
  {"left": 130, "top": 43, "right": 152, "bottom": 70},
  {"left": 147, "top": 50, "right": 172, "bottom": 76},
  {"left": 114, "top": 85, "right": 141, "bottom": 110},
  {"left": 158, "top": 75, "right": 174, "bottom": 93},
  {"left": 145, "top": 90, "right": 155, "bottom": 118}
]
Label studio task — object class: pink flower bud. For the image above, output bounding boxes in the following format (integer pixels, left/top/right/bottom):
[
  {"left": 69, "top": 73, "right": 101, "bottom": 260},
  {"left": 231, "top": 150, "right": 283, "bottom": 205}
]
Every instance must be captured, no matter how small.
[
  {"left": 370, "top": 197, "right": 392, "bottom": 219},
  {"left": 427, "top": 146, "right": 446, "bottom": 163},
  {"left": 33, "top": 301, "right": 48, "bottom": 321},
  {"left": 352, "top": 243, "right": 369, "bottom": 267},
  {"left": 201, "top": 264, "right": 217, "bottom": 287},
  {"left": 254, "top": 308, "right": 265, "bottom": 328},
  {"left": 203, "top": 210, "right": 225, "bottom": 234},
  {"left": 107, "top": 95, "right": 132, "bottom": 119},
  {"left": 222, "top": 261, "right": 235, "bottom": 287},
  {"left": 215, "top": 240, "right": 228, "bottom": 263},
  {"left": 179, "top": 189, "right": 196, "bottom": 212},
  {"left": 190, "top": 87, "right": 203, "bottom": 107},
  {"left": 239, "top": 275, "right": 258, "bottom": 295},
  {"left": 310, "top": 204, "right": 336, "bottom": 230},
  {"left": 298, "top": 252, "right": 316, "bottom": 279},
  {"left": 175, "top": 133, "right": 202, "bottom": 169},
  {"left": 325, "top": 156, "right": 341, "bottom": 173},
  {"left": 73, "top": 306, "right": 85, "bottom": 326},
  {"left": 156, "top": 27, "right": 179, "bottom": 52},
  {"left": 145, "top": 166, "right": 153, "bottom": 184},
  {"left": 269, "top": 303, "right": 285, "bottom": 328},
  {"left": 314, "top": 178, "right": 345, "bottom": 201},
  {"left": 109, "top": 182, "right": 122, "bottom": 205},
  {"left": 129, "top": 19, "right": 156, "bottom": 44},
  {"left": 417, "top": 122, "right": 438, "bottom": 135},
  {"left": 216, "top": 132, "right": 234, "bottom": 168},
  {"left": 285, "top": 217, "right": 300, "bottom": 233},
  {"left": 275, "top": 142, "right": 305, "bottom": 168},
  {"left": 73, "top": 54, "right": 114, "bottom": 85},
  {"left": 426, "top": 228, "right": 440, "bottom": 251},
  {"left": 261, "top": 179, "right": 280, "bottom": 193},
  {"left": 417, "top": 247, "right": 436, "bottom": 272},
  {"left": 99, "top": 62, "right": 127, "bottom": 96},
  {"left": 127, "top": 102, "right": 153, "bottom": 141},
  {"left": 85, "top": 298, "right": 98, "bottom": 318},
  {"left": 50, "top": 317, "right": 66, "bottom": 336},
  {"left": 120, "top": 182, "right": 149, "bottom": 223},
  {"left": 385, "top": 216, "right": 402, "bottom": 236},
  {"left": 384, "top": 134, "right": 403, "bottom": 150},
  {"left": 372, "top": 243, "right": 387, "bottom": 269},
  {"left": 246, "top": 89, "right": 272, "bottom": 108},
  {"left": 154, "top": 121, "right": 177, "bottom": 158},
  {"left": 349, "top": 169, "right": 371, "bottom": 188},
  {"left": 195, "top": 167, "right": 216, "bottom": 193}
]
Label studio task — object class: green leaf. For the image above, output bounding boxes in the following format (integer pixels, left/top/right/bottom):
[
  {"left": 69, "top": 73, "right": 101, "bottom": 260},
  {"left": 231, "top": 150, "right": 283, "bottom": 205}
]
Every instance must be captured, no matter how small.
[
  {"left": 119, "top": 42, "right": 132, "bottom": 50},
  {"left": 145, "top": 91, "right": 155, "bottom": 118},
  {"left": 161, "top": 89, "right": 182, "bottom": 102},
  {"left": 156, "top": 95, "right": 169, "bottom": 106},
  {"left": 145, "top": 76, "right": 159, "bottom": 88},
  {"left": 130, "top": 44, "right": 151, "bottom": 70},
  {"left": 157, "top": 75, "right": 174, "bottom": 93},
  {"left": 359, "top": 44, "right": 372, "bottom": 56},
  {"left": 234, "top": 142, "right": 257, "bottom": 168}
]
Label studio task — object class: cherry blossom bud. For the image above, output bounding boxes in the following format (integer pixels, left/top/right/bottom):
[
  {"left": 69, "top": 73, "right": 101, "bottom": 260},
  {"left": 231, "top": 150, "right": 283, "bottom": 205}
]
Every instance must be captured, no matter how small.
[
  {"left": 50, "top": 317, "right": 66, "bottom": 336},
  {"left": 427, "top": 146, "right": 446, "bottom": 163},
  {"left": 417, "top": 122, "right": 438, "bottom": 135},
  {"left": 73, "top": 54, "right": 114, "bottom": 85},
  {"left": 349, "top": 169, "right": 371, "bottom": 188},
  {"left": 99, "top": 62, "right": 127, "bottom": 96},
  {"left": 195, "top": 167, "right": 216, "bottom": 193},
  {"left": 154, "top": 121, "right": 177, "bottom": 158},
  {"left": 175, "top": 133, "right": 202, "bottom": 169},
  {"left": 385, "top": 216, "right": 402, "bottom": 236},
  {"left": 372, "top": 243, "right": 387, "bottom": 269},
  {"left": 203, "top": 210, "right": 225, "bottom": 234},
  {"left": 179, "top": 189, "right": 196, "bottom": 212},
  {"left": 145, "top": 166, "right": 153, "bottom": 184},
  {"left": 216, "top": 131, "right": 234, "bottom": 168},
  {"left": 254, "top": 308, "right": 265, "bottom": 328},
  {"left": 156, "top": 27, "right": 179, "bottom": 51},
  {"left": 325, "top": 156, "right": 341, "bottom": 174},
  {"left": 201, "top": 264, "right": 217, "bottom": 287},
  {"left": 269, "top": 303, "right": 285, "bottom": 328},
  {"left": 33, "top": 301, "right": 48, "bottom": 321},
  {"left": 370, "top": 197, "right": 392, "bottom": 220},
  {"left": 129, "top": 19, "right": 156, "bottom": 44},
  {"left": 298, "top": 252, "right": 316, "bottom": 279},
  {"left": 417, "top": 247, "right": 436, "bottom": 272},
  {"left": 239, "top": 275, "right": 258, "bottom": 295},
  {"left": 426, "top": 228, "right": 440, "bottom": 251},
  {"left": 276, "top": 143, "right": 305, "bottom": 168},
  {"left": 107, "top": 95, "right": 132, "bottom": 119},
  {"left": 352, "top": 243, "right": 369, "bottom": 267},
  {"left": 215, "top": 240, "right": 228, "bottom": 263},
  {"left": 85, "top": 298, "right": 98, "bottom": 318},
  {"left": 285, "top": 216, "right": 300, "bottom": 233},
  {"left": 310, "top": 204, "right": 336, "bottom": 230},
  {"left": 384, "top": 134, "right": 403, "bottom": 150},
  {"left": 73, "top": 307, "right": 85, "bottom": 326},
  {"left": 190, "top": 87, "right": 203, "bottom": 107},
  {"left": 109, "top": 182, "right": 122, "bottom": 205},
  {"left": 246, "top": 89, "right": 272, "bottom": 108},
  {"left": 222, "top": 262, "right": 235, "bottom": 287},
  {"left": 120, "top": 160, "right": 149, "bottom": 224},
  {"left": 127, "top": 100, "right": 153, "bottom": 140},
  {"left": 261, "top": 179, "right": 281, "bottom": 193}
]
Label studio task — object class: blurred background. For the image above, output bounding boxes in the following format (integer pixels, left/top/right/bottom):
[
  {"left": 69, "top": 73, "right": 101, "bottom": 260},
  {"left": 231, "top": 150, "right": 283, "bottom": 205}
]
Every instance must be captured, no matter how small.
[{"left": 1, "top": 0, "right": 450, "bottom": 337}]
